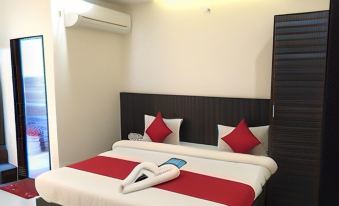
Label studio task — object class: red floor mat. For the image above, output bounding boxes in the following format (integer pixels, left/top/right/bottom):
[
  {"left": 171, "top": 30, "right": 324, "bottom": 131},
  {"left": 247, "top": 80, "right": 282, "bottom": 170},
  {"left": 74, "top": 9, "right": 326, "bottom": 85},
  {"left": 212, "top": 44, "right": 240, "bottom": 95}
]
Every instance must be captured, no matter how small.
[{"left": 0, "top": 178, "right": 39, "bottom": 199}]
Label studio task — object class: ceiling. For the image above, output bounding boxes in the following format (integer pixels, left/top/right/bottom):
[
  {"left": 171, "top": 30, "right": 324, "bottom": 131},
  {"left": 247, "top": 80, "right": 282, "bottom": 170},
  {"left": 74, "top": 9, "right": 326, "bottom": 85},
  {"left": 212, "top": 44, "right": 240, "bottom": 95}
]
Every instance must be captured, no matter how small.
[{"left": 104, "top": 0, "right": 151, "bottom": 4}]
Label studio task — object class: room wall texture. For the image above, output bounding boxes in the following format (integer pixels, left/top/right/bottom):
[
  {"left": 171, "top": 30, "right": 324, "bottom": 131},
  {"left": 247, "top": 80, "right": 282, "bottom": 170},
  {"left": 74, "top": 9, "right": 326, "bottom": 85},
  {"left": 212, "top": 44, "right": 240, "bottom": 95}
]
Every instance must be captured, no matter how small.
[
  {"left": 0, "top": 0, "right": 59, "bottom": 168},
  {"left": 123, "top": 0, "right": 330, "bottom": 99},
  {"left": 50, "top": 0, "right": 127, "bottom": 166}
]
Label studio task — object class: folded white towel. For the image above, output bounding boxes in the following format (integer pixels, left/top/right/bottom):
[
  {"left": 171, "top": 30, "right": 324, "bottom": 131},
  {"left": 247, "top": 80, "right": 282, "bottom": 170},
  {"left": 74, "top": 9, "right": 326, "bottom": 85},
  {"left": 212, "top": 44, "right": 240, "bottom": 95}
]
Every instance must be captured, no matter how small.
[{"left": 120, "top": 162, "right": 180, "bottom": 194}]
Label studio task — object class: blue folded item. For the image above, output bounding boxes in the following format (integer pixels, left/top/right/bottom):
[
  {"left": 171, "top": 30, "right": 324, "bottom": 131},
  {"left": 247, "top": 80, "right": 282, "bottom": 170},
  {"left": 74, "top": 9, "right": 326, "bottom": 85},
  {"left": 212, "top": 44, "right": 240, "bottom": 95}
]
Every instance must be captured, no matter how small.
[{"left": 135, "top": 158, "right": 187, "bottom": 182}]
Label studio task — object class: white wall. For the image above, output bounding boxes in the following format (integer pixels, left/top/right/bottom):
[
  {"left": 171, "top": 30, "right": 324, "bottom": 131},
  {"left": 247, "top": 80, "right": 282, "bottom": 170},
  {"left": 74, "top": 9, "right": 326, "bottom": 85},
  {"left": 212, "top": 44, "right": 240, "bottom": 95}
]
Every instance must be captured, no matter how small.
[
  {"left": 0, "top": 0, "right": 127, "bottom": 169},
  {"left": 0, "top": 0, "right": 59, "bottom": 169},
  {"left": 50, "top": 0, "right": 127, "bottom": 166},
  {"left": 0, "top": 0, "right": 331, "bottom": 169},
  {"left": 123, "top": 0, "right": 330, "bottom": 99}
]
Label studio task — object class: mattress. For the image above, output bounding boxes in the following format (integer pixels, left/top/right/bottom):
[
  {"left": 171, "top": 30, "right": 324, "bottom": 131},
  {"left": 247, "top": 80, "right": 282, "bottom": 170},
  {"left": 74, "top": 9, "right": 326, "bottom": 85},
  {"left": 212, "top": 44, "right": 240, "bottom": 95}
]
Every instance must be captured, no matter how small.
[
  {"left": 36, "top": 140, "right": 277, "bottom": 206},
  {"left": 180, "top": 141, "right": 219, "bottom": 151}
]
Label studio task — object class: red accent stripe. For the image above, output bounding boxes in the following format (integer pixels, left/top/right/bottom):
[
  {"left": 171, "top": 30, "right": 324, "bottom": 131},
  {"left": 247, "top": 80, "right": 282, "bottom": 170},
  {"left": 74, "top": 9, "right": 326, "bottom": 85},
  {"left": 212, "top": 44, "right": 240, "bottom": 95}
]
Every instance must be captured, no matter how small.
[
  {"left": 0, "top": 179, "right": 39, "bottom": 199},
  {"left": 68, "top": 156, "right": 255, "bottom": 206}
]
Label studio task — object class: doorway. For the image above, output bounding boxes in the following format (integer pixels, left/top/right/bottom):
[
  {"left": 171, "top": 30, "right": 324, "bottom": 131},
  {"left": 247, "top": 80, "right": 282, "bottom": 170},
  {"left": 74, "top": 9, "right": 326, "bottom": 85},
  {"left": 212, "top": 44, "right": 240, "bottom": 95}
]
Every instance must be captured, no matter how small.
[{"left": 10, "top": 36, "right": 51, "bottom": 179}]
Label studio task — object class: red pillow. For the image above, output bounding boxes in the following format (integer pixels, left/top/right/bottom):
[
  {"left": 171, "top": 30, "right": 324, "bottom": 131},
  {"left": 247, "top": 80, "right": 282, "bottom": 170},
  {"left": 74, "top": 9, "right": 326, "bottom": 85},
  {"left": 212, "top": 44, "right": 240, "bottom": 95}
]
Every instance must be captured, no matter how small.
[
  {"left": 222, "top": 119, "right": 261, "bottom": 154},
  {"left": 146, "top": 112, "right": 172, "bottom": 143}
]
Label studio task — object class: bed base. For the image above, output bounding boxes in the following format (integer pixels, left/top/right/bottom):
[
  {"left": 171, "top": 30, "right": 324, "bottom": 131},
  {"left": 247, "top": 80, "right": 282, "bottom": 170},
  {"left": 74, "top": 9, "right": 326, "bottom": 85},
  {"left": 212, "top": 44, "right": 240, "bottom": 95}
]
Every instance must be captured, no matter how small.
[
  {"left": 36, "top": 187, "right": 266, "bottom": 206},
  {"left": 36, "top": 198, "right": 60, "bottom": 206}
]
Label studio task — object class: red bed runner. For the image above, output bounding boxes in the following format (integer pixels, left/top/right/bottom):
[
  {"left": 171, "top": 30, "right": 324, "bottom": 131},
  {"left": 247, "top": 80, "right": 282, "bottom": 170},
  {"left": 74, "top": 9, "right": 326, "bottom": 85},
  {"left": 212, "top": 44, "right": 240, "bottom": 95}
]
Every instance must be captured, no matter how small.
[
  {"left": 68, "top": 156, "right": 255, "bottom": 206},
  {"left": 0, "top": 178, "right": 39, "bottom": 199}
]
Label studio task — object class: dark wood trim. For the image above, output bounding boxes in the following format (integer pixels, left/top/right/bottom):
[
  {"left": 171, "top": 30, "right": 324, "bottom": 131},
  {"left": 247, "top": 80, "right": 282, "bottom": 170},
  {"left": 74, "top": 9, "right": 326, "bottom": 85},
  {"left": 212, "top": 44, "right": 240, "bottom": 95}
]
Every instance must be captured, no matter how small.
[
  {"left": 0, "top": 80, "right": 5, "bottom": 146},
  {"left": 0, "top": 146, "right": 8, "bottom": 164},
  {"left": 319, "top": 1, "right": 339, "bottom": 205},
  {"left": 120, "top": 92, "right": 270, "bottom": 146},
  {"left": 10, "top": 38, "right": 28, "bottom": 179}
]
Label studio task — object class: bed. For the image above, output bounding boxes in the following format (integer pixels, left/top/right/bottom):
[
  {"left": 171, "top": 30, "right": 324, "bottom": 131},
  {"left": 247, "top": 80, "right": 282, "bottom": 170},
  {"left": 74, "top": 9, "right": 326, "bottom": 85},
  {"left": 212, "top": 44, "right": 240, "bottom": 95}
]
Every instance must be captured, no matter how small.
[{"left": 36, "top": 93, "right": 276, "bottom": 206}]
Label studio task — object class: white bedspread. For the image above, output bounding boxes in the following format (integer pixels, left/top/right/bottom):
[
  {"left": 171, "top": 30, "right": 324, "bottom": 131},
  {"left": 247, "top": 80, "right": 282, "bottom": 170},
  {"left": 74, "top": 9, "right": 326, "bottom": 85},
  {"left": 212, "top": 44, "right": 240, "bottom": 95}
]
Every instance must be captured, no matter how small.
[{"left": 36, "top": 141, "right": 277, "bottom": 206}]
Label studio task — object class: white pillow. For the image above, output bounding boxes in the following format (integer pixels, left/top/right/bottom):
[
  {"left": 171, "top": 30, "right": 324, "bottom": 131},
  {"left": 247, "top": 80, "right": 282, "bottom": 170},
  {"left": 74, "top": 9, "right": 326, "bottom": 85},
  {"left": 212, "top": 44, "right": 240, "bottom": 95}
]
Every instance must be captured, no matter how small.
[
  {"left": 143, "top": 114, "right": 183, "bottom": 145},
  {"left": 217, "top": 124, "right": 269, "bottom": 156}
]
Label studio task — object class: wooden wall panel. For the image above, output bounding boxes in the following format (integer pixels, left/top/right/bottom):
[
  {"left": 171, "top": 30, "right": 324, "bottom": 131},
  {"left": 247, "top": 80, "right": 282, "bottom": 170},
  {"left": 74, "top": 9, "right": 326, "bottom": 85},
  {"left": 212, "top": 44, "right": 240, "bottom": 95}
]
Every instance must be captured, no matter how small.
[{"left": 120, "top": 93, "right": 269, "bottom": 145}]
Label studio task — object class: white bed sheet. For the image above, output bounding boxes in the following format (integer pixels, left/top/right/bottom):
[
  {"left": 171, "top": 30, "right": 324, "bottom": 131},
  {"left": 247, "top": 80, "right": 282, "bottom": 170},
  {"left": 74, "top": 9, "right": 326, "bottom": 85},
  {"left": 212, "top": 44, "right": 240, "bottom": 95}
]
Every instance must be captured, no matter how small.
[
  {"left": 36, "top": 141, "right": 277, "bottom": 206},
  {"left": 180, "top": 141, "right": 219, "bottom": 151}
]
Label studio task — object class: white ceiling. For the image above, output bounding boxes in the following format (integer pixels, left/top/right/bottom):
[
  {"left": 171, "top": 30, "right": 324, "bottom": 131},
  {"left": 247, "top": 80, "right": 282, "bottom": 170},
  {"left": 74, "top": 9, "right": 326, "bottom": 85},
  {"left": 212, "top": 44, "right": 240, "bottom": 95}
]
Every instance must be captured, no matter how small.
[{"left": 104, "top": 0, "right": 151, "bottom": 4}]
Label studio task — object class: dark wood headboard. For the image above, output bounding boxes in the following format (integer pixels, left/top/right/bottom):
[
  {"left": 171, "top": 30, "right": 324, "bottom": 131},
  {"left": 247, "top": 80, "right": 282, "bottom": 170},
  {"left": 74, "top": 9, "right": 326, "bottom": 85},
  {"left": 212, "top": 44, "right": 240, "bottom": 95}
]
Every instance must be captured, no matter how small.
[{"left": 120, "top": 93, "right": 270, "bottom": 146}]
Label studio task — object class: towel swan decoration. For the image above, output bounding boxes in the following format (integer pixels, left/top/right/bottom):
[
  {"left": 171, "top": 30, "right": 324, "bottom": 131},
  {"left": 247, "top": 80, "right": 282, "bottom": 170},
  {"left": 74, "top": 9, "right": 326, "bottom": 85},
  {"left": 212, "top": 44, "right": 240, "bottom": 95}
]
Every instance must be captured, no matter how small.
[{"left": 120, "top": 162, "right": 180, "bottom": 194}]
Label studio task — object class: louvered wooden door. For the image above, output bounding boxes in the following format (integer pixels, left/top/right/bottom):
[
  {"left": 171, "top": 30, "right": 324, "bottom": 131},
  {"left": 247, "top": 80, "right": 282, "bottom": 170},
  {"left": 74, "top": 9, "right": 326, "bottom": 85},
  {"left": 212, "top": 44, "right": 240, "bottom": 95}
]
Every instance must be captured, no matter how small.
[{"left": 267, "top": 11, "right": 329, "bottom": 206}]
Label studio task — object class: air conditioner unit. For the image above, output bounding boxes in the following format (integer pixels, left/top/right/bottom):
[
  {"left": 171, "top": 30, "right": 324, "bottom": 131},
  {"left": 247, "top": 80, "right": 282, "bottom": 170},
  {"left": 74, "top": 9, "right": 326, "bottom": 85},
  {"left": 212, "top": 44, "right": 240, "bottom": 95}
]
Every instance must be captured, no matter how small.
[{"left": 64, "top": 2, "right": 131, "bottom": 34}]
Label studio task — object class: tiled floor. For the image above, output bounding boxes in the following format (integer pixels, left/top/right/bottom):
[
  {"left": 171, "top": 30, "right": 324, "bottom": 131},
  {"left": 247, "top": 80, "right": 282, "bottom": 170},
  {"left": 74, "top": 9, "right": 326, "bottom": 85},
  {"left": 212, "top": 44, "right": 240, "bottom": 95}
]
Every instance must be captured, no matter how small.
[{"left": 0, "top": 189, "right": 36, "bottom": 206}]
